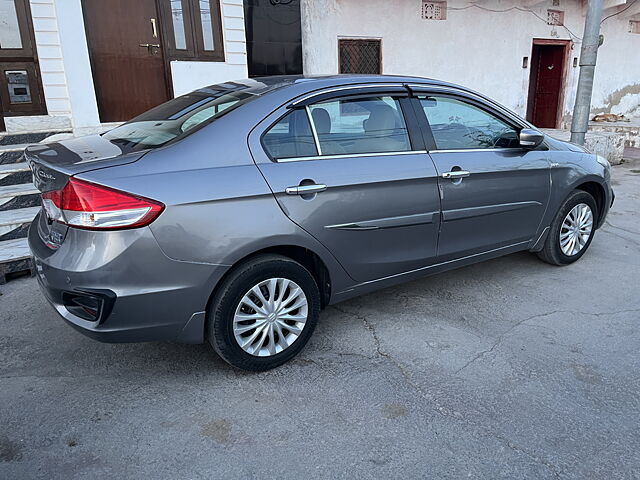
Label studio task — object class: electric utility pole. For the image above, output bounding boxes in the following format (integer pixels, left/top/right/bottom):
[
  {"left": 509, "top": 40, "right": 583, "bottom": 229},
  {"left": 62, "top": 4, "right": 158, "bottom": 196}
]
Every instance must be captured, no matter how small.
[{"left": 570, "top": 0, "right": 604, "bottom": 145}]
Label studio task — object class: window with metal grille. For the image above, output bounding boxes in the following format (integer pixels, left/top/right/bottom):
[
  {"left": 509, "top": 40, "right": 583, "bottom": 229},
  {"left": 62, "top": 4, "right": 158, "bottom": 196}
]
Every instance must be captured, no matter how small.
[
  {"left": 339, "top": 39, "right": 381, "bottom": 74},
  {"left": 547, "top": 10, "right": 564, "bottom": 26},
  {"left": 630, "top": 20, "right": 640, "bottom": 34},
  {"left": 422, "top": 1, "right": 446, "bottom": 20}
]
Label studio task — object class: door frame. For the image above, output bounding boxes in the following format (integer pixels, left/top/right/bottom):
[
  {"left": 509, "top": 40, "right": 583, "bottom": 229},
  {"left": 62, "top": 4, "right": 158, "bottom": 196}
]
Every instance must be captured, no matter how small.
[
  {"left": 406, "top": 90, "right": 551, "bottom": 261},
  {"left": 526, "top": 38, "right": 571, "bottom": 129},
  {"left": 81, "top": 0, "right": 174, "bottom": 123},
  {"left": 0, "top": 0, "right": 48, "bottom": 131}
]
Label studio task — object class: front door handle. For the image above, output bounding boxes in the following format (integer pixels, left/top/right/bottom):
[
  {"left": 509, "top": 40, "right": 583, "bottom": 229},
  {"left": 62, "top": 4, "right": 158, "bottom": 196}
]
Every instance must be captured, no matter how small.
[
  {"left": 442, "top": 170, "right": 470, "bottom": 179},
  {"left": 285, "top": 184, "right": 327, "bottom": 195}
]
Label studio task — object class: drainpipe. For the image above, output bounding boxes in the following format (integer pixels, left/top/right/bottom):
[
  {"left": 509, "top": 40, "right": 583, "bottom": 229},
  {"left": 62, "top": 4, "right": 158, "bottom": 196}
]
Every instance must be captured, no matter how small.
[{"left": 570, "top": 0, "right": 604, "bottom": 145}]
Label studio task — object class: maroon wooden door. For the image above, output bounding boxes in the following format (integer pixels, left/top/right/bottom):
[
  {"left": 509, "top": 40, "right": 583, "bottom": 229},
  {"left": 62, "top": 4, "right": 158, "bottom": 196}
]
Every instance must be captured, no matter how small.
[
  {"left": 527, "top": 43, "right": 566, "bottom": 128},
  {"left": 82, "top": 0, "right": 170, "bottom": 122}
]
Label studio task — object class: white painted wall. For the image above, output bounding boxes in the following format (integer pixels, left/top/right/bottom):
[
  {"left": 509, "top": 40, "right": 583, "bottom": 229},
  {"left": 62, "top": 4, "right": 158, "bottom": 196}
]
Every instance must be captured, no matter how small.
[
  {"left": 593, "top": 10, "right": 640, "bottom": 117},
  {"left": 53, "top": 0, "right": 101, "bottom": 132},
  {"left": 171, "top": 61, "right": 247, "bottom": 96},
  {"left": 301, "top": 0, "right": 640, "bottom": 123},
  {"left": 170, "top": 0, "right": 248, "bottom": 96}
]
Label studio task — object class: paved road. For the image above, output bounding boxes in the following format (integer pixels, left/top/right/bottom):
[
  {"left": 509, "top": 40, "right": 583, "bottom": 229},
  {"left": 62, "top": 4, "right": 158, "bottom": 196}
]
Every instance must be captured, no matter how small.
[{"left": 2, "top": 163, "right": 639, "bottom": 479}]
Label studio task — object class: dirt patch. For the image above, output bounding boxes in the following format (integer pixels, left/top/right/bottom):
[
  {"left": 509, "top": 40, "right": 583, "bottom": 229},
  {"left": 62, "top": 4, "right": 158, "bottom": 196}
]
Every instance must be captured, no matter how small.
[
  {"left": 382, "top": 403, "right": 408, "bottom": 419},
  {"left": 0, "top": 437, "right": 23, "bottom": 462},
  {"left": 571, "top": 363, "right": 603, "bottom": 385},
  {"left": 201, "top": 419, "right": 232, "bottom": 444}
]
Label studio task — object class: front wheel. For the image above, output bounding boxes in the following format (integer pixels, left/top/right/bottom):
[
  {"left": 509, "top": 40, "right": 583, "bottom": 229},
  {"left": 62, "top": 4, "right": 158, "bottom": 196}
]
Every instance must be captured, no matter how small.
[
  {"left": 537, "top": 190, "right": 598, "bottom": 266},
  {"left": 207, "top": 254, "right": 320, "bottom": 371}
]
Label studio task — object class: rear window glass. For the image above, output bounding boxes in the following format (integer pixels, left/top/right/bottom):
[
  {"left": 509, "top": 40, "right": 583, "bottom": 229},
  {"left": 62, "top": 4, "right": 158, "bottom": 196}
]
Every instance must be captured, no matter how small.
[
  {"left": 263, "top": 109, "right": 318, "bottom": 159},
  {"left": 102, "top": 82, "right": 264, "bottom": 153}
]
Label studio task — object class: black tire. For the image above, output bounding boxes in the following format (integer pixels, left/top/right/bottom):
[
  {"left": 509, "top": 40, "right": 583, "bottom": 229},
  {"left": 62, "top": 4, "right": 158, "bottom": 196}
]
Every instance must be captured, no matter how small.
[
  {"left": 207, "top": 254, "right": 320, "bottom": 371},
  {"left": 537, "top": 190, "right": 598, "bottom": 266}
]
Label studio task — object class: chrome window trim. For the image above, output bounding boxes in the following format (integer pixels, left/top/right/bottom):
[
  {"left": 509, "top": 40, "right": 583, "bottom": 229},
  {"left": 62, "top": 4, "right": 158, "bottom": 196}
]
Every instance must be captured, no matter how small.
[
  {"left": 305, "top": 105, "right": 323, "bottom": 155},
  {"left": 290, "top": 83, "right": 406, "bottom": 107},
  {"left": 275, "top": 150, "right": 428, "bottom": 163},
  {"left": 429, "top": 147, "right": 525, "bottom": 154}
]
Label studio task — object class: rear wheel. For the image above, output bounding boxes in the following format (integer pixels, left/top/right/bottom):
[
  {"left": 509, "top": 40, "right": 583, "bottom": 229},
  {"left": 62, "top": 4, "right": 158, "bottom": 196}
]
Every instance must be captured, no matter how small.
[
  {"left": 207, "top": 254, "right": 320, "bottom": 371},
  {"left": 537, "top": 190, "right": 597, "bottom": 266}
]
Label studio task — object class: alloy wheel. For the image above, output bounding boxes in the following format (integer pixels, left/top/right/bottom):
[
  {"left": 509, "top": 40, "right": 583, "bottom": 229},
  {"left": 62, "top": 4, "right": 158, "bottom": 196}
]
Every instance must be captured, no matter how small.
[{"left": 559, "top": 203, "right": 593, "bottom": 256}]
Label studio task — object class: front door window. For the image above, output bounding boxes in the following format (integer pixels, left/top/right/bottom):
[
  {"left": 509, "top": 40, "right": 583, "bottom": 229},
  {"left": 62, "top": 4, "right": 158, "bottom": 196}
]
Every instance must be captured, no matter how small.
[{"left": 418, "top": 95, "right": 520, "bottom": 150}]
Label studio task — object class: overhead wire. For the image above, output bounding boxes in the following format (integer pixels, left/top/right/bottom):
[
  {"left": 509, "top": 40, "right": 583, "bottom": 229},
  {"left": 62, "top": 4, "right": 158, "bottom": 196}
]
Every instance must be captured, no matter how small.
[{"left": 445, "top": 4, "right": 583, "bottom": 41}]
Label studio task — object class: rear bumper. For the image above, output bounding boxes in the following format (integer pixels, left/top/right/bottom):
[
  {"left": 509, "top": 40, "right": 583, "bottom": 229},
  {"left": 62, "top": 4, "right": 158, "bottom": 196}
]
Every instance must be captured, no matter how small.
[{"left": 29, "top": 211, "right": 229, "bottom": 343}]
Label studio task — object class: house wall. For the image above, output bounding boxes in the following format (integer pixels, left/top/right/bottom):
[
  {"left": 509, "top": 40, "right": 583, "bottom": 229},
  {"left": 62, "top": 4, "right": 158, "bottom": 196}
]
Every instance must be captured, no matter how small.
[
  {"left": 8, "top": 0, "right": 247, "bottom": 134},
  {"left": 301, "top": 0, "right": 640, "bottom": 123},
  {"left": 170, "top": 0, "right": 248, "bottom": 96},
  {"left": 53, "top": 0, "right": 100, "bottom": 133},
  {"left": 593, "top": 11, "right": 640, "bottom": 118}
]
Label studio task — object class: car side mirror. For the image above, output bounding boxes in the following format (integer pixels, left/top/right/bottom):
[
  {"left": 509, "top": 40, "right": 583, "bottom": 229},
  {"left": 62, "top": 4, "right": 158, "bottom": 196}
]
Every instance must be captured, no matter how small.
[{"left": 519, "top": 128, "right": 544, "bottom": 149}]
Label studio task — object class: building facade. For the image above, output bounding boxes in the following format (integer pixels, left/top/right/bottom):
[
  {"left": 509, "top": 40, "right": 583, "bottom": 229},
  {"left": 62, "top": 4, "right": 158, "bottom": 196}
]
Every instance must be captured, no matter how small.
[
  {"left": 303, "top": 0, "right": 640, "bottom": 129},
  {"left": 0, "top": 0, "right": 303, "bottom": 134},
  {"left": 0, "top": 0, "right": 638, "bottom": 134}
]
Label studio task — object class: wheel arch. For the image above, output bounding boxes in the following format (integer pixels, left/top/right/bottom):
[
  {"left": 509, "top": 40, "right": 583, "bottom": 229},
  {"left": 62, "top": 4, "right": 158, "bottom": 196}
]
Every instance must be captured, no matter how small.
[
  {"left": 573, "top": 179, "right": 606, "bottom": 227},
  {"left": 206, "top": 244, "right": 333, "bottom": 318}
]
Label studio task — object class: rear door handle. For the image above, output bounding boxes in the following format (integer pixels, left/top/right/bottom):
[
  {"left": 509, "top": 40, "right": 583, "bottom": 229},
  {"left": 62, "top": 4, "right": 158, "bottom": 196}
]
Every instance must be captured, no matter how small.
[
  {"left": 442, "top": 170, "right": 470, "bottom": 179},
  {"left": 285, "top": 184, "right": 327, "bottom": 195}
]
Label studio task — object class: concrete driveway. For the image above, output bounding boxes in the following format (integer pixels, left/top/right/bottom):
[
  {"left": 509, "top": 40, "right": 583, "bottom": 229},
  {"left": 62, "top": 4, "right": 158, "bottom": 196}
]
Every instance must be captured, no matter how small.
[{"left": 2, "top": 162, "right": 639, "bottom": 479}]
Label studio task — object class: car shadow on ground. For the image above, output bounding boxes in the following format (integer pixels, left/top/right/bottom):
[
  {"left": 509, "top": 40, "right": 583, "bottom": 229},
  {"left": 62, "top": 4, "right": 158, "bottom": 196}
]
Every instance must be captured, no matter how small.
[{"left": 87, "top": 249, "right": 548, "bottom": 377}]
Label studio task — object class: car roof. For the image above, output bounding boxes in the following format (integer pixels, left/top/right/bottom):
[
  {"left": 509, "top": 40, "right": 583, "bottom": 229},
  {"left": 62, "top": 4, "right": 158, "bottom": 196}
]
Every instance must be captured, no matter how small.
[
  {"left": 250, "top": 73, "right": 454, "bottom": 87},
  {"left": 190, "top": 74, "right": 532, "bottom": 131},
  {"left": 194, "top": 74, "right": 462, "bottom": 98}
]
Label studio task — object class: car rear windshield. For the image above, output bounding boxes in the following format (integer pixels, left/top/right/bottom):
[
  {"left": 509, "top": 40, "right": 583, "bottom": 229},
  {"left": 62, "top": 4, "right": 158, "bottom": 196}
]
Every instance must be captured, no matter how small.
[{"left": 102, "top": 81, "right": 266, "bottom": 153}]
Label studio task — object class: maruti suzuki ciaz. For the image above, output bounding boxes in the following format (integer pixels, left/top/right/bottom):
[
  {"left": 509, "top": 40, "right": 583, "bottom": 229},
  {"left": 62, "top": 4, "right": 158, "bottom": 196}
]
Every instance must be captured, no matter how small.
[{"left": 27, "top": 75, "right": 613, "bottom": 371}]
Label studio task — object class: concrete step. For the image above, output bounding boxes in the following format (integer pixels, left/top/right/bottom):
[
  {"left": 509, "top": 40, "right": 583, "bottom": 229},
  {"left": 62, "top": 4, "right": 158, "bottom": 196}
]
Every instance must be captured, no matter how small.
[
  {"left": 0, "top": 162, "right": 29, "bottom": 175},
  {"left": 0, "top": 143, "right": 30, "bottom": 153},
  {"left": 0, "top": 162, "right": 31, "bottom": 187},
  {"left": 0, "top": 237, "right": 34, "bottom": 284},
  {"left": 0, "top": 207, "right": 40, "bottom": 228},
  {"left": 0, "top": 130, "right": 70, "bottom": 146},
  {"left": 0, "top": 183, "right": 39, "bottom": 200},
  {"left": 0, "top": 150, "right": 27, "bottom": 165},
  {"left": 0, "top": 237, "right": 30, "bottom": 263}
]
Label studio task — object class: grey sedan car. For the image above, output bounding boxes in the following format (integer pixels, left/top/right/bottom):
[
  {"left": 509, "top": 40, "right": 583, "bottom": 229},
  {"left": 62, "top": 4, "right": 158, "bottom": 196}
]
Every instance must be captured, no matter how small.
[{"left": 27, "top": 75, "right": 613, "bottom": 371}]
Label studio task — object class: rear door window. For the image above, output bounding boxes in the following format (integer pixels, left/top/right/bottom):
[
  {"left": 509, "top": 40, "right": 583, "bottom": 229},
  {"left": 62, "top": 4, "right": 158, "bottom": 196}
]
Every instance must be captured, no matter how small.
[{"left": 308, "top": 96, "right": 411, "bottom": 155}]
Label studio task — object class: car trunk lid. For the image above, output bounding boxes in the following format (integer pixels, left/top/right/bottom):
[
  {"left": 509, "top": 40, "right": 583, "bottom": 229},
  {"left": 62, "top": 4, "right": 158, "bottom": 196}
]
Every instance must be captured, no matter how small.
[
  {"left": 25, "top": 135, "right": 147, "bottom": 193},
  {"left": 25, "top": 135, "right": 147, "bottom": 249}
]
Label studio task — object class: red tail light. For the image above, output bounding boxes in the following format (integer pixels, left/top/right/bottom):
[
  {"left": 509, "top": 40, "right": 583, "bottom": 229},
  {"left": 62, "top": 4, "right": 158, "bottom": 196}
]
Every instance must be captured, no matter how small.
[{"left": 41, "top": 178, "right": 164, "bottom": 230}]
